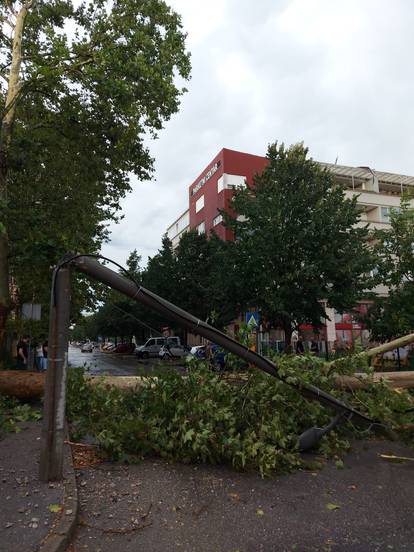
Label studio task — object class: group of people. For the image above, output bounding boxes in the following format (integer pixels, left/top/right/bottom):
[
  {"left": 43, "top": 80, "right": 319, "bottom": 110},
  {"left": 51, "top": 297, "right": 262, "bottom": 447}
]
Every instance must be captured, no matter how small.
[
  {"left": 295, "top": 337, "right": 320, "bottom": 355},
  {"left": 16, "top": 336, "right": 48, "bottom": 371}
]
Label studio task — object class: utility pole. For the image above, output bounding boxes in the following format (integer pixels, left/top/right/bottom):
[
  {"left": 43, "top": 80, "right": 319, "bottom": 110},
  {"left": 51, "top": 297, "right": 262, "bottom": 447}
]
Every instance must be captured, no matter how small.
[
  {"left": 39, "top": 254, "right": 379, "bottom": 481},
  {"left": 39, "top": 264, "right": 71, "bottom": 482}
]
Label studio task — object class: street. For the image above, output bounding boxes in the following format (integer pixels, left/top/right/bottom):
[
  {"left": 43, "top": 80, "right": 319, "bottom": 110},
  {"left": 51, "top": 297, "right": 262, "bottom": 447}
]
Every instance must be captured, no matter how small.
[
  {"left": 68, "top": 345, "right": 140, "bottom": 376},
  {"left": 68, "top": 345, "right": 187, "bottom": 376}
]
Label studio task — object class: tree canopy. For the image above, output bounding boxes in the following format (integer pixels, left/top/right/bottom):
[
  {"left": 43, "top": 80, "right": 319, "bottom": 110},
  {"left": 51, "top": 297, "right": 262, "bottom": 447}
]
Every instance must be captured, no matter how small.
[
  {"left": 75, "top": 231, "right": 234, "bottom": 342},
  {"left": 0, "top": 0, "right": 191, "bottom": 346},
  {"left": 366, "top": 193, "right": 414, "bottom": 340},
  {"left": 373, "top": 192, "right": 414, "bottom": 287},
  {"left": 223, "top": 142, "right": 375, "bottom": 345}
]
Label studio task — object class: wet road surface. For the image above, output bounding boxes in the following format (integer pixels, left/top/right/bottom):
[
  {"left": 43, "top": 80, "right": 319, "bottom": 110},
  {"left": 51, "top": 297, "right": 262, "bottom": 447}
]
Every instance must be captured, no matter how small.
[
  {"left": 68, "top": 346, "right": 187, "bottom": 376},
  {"left": 68, "top": 345, "right": 141, "bottom": 376}
]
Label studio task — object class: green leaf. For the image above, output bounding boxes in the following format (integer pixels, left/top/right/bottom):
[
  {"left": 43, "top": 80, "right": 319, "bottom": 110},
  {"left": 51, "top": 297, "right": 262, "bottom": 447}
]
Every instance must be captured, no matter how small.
[
  {"left": 183, "top": 429, "right": 195, "bottom": 443},
  {"left": 48, "top": 504, "right": 62, "bottom": 513},
  {"left": 326, "top": 503, "right": 340, "bottom": 511}
]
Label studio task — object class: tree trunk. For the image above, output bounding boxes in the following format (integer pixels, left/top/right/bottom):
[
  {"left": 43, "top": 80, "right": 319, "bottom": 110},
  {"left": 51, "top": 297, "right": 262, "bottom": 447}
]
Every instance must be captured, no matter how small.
[
  {"left": 3, "top": 368, "right": 414, "bottom": 400},
  {"left": 328, "top": 332, "right": 414, "bottom": 369},
  {"left": 0, "top": 370, "right": 45, "bottom": 399},
  {"left": 283, "top": 323, "right": 293, "bottom": 353},
  {"left": 336, "top": 371, "right": 414, "bottom": 390},
  {"left": 0, "top": 232, "right": 9, "bottom": 354},
  {"left": 363, "top": 333, "right": 414, "bottom": 358},
  {"left": 0, "top": 3, "right": 31, "bottom": 350}
]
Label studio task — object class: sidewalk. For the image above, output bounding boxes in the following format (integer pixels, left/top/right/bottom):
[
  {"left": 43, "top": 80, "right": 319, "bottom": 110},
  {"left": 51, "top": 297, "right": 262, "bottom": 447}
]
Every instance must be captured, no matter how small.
[
  {"left": 1, "top": 420, "right": 413, "bottom": 552},
  {"left": 68, "top": 439, "right": 414, "bottom": 552},
  {"left": 0, "top": 419, "right": 77, "bottom": 552}
]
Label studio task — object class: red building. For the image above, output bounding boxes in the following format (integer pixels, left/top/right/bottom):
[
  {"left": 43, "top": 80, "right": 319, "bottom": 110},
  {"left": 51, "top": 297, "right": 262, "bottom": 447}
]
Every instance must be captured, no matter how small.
[
  {"left": 188, "top": 148, "right": 268, "bottom": 240},
  {"left": 166, "top": 147, "right": 414, "bottom": 349},
  {"left": 167, "top": 148, "right": 267, "bottom": 246}
]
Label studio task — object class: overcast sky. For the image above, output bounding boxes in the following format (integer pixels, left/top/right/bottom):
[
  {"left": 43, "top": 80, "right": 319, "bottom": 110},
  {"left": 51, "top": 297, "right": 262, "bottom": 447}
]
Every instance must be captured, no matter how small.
[{"left": 102, "top": 0, "right": 414, "bottom": 268}]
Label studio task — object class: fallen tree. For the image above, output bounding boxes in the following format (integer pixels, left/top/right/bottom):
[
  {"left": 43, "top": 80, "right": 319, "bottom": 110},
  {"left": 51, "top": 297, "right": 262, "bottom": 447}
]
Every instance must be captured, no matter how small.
[
  {"left": 0, "top": 371, "right": 45, "bottom": 399},
  {"left": 363, "top": 333, "right": 414, "bottom": 357},
  {"left": 336, "top": 370, "right": 414, "bottom": 390},
  {"left": 2, "top": 366, "right": 414, "bottom": 400},
  {"left": 63, "top": 364, "right": 413, "bottom": 477},
  {"left": 328, "top": 332, "right": 414, "bottom": 369},
  {"left": 1, "top": 331, "right": 413, "bottom": 400}
]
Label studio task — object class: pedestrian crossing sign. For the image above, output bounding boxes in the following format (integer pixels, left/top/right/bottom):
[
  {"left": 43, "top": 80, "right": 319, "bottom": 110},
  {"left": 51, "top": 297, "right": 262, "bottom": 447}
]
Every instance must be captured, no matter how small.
[{"left": 245, "top": 312, "right": 259, "bottom": 328}]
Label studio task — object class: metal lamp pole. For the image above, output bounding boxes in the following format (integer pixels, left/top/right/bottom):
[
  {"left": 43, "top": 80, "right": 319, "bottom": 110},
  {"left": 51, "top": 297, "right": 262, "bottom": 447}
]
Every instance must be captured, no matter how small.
[{"left": 39, "top": 264, "right": 71, "bottom": 482}]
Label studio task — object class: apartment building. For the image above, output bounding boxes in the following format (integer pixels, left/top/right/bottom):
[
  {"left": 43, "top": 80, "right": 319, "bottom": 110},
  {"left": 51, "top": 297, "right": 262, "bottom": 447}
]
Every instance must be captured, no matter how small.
[{"left": 166, "top": 148, "right": 414, "bottom": 347}]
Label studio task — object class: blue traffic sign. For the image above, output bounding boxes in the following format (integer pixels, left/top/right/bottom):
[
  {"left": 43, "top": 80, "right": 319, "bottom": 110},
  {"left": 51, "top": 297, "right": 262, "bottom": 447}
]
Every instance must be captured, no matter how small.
[{"left": 245, "top": 311, "right": 259, "bottom": 327}]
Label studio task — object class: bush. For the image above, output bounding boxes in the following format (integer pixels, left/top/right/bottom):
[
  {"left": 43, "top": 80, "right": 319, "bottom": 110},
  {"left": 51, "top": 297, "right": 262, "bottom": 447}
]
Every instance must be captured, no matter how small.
[{"left": 66, "top": 356, "right": 414, "bottom": 477}]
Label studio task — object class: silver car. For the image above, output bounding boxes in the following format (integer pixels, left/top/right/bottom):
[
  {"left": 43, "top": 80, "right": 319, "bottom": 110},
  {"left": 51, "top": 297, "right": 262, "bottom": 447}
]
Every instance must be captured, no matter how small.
[
  {"left": 159, "top": 344, "right": 189, "bottom": 360},
  {"left": 81, "top": 342, "right": 94, "bottom": 353},
  {"left": 136, "top": 336, "right": 181, "bottom": 359}
]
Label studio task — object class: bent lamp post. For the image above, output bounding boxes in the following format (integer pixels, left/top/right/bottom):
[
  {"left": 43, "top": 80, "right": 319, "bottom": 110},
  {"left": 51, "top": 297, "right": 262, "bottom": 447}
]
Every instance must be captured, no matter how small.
[{"left": 39, "top": 254, "right": 377, "bottom": 482}]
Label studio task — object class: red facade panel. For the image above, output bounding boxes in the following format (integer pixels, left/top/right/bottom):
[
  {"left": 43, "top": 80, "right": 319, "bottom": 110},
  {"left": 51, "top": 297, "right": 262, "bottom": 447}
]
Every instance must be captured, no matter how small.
[
  {"left": 222, "top": 148, "right": 268, "bottom": 188},
  {"left": 188, "top": 148, "right": 268, "bottom": 239}
]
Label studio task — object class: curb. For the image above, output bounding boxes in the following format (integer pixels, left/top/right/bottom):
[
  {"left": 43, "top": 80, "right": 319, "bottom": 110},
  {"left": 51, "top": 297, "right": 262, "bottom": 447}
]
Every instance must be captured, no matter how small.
[{"left": 39, "top": 439, "right": 78, "bottom": 552}]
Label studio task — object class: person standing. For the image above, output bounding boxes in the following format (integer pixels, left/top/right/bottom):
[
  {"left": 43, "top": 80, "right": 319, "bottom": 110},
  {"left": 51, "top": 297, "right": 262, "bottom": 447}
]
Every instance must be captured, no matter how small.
[
  {"left": 310, "top": 340, "right": 319, "bottom": 355},
  {"left": 295, "top": 336, "right": 305, "bottom": 354},
  {"left": 35, "top": 341, "right": 44, "bottom": 371},
  {"left": 42, "top": 339, "right": 48, "bottom": 371},
  {"left": 16, "top": 336, "right": 29, "bottom": 370}
]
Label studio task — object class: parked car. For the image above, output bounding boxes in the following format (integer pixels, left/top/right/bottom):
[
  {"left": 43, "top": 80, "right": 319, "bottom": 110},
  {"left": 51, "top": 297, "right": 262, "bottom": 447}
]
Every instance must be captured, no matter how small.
[
  {"left": 102, "top": 342, "right": 114, "bottom": 351},
  {"left": 190, "top": 345, "right": 207, "bottom": 359},
  {"left": 159, "top": 343, "right": 189, "bottom": 360},
  {"left": 189, "top": 343, "right": 227, "bottom": 369},
  {"left": 113, "top": 342, "right": 135, "bottom": 354},
  {"left": 135, "top": 336, "right": 181, "bottom": 359},
  {"left": 81, "top": 342, "right": 94, "bottom": 353}
]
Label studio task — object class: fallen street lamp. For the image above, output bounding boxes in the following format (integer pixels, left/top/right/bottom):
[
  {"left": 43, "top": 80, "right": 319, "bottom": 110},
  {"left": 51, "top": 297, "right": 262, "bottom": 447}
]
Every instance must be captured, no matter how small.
[{"left": 39, "top": 253, "right": 381, "bottom": 482}]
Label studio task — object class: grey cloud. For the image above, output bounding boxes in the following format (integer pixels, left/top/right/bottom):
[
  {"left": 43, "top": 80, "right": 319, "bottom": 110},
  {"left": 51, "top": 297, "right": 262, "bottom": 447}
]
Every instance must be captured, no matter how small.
[{"left": 103, "top": 0, "right": 414, "bottom": 267}]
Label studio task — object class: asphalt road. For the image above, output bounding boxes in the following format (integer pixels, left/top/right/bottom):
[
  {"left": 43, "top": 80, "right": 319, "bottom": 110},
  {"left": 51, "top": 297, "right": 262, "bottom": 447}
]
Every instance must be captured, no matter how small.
[
  {"left": 68, "top": 346, "right": 187, "bottom": 376},
  {"left": 68, "top": 345, "right": 141, "bottom": 376}
]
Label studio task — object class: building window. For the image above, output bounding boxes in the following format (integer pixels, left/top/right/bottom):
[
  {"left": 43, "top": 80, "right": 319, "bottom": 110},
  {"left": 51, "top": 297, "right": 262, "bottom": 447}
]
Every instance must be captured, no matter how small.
[
  {"left": 197, "top": 221, "right": 205, "bottom": 234},
  {"left": 380, "top": 206, "right": 400, "bottom": 223},
  {"left": 217, "top": 174, "right": 246, "bottom": 193},
  {"left": 213, "top": 214, "right": 223, "bottom": 227},
  {"left": 195, "top": 195, "right": 204, "bottom": 213}
]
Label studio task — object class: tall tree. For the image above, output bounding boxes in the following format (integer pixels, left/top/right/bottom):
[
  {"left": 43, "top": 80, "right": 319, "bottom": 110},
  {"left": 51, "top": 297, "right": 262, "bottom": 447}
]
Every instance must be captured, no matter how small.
[
  {"left": 373, "top": 192, "right": 414, "bottom": 287},
  {"left": 0, "top": 0, "right": 190, "bottom": 346},
  {"left": 365, "top": 284, "right": 414, "bottom": 342},
  {"left": 144, "top": 235, "right": 177, "bottom": 302},
  {"left": 366, "top": 192, "right": 414, "bottom": 340},
  {"left": 143, "top": 233, "right": 229, "bottom": 332},
  {"left": 173, "top": 230, "right": 216, "bottom": 321},
  {"left": 224, "top": 142, "right": 375, "bottom": 347}
]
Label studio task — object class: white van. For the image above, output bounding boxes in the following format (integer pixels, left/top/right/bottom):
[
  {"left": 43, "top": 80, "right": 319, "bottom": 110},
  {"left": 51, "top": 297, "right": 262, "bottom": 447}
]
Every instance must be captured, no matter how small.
[{"left": 135, "top": 336, "right": 181, "bottom": 358}]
